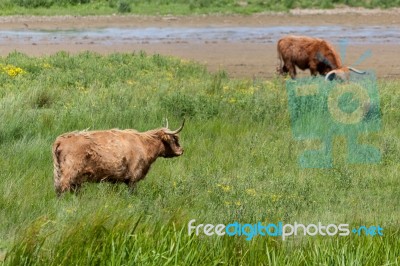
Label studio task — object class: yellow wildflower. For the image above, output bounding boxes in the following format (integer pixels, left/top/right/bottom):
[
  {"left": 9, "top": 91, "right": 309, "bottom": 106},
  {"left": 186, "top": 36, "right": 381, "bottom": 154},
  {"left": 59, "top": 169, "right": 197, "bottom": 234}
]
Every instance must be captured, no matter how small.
[
  {"left": 271, "top": 194, "right": 282, "bottom": 203},
  {"left": 2, "top": 64, "right": 25, "bottom": 77},
  {"left": 245, "top": 188, "right": 257, "bottom": 196},
  {"left": 228, "top": 98, "right": 236, "bottom": 104},
  {"left": 217, "top": 183, "right": 232, "bottom": 192}
]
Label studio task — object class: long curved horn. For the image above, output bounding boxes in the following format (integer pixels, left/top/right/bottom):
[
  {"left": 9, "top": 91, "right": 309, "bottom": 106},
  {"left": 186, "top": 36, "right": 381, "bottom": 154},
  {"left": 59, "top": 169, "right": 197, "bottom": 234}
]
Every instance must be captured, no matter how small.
[
  {"left": 325, "top": 70, "right": 338, "bottom": 81},
  {"left": 164, "top": 119, "right": 185, "bottom": 135},
  {"left": 164, "top": 118, "right": 169, "bottom": 129},
  {"left": 348, "top": 67, "right": 366, "bottom": 74}
]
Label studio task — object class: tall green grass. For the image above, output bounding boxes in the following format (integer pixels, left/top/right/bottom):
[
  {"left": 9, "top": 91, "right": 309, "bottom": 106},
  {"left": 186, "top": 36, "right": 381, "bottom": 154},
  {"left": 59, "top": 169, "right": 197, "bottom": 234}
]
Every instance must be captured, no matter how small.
[
  {"left": 0, "top": 51, "right": 399, "bottom": 264},
  {"left": 1, "top": 0, "right": 400, "bottom": 16}
]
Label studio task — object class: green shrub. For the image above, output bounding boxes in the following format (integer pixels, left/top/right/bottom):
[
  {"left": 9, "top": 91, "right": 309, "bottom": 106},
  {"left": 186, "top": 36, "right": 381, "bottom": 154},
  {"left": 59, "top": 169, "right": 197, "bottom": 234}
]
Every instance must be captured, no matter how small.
[
  {"left": 14, "top": 0, "right": 53, "bottom": 8},
  {"left": 118, "top": 1, "right": 131, "bottom": 13}
]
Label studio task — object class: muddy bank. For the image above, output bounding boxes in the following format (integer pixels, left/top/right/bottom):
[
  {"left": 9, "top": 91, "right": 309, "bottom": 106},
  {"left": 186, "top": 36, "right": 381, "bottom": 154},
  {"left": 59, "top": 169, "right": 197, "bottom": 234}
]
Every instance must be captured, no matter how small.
[{"left": 0, "top": 11, "right": 399, "bottom": 78}]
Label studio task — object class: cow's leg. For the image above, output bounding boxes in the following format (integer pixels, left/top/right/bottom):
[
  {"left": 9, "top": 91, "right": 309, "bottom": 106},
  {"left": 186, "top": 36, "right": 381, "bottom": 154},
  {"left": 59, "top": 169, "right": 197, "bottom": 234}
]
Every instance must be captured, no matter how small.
[
  {"left": 277, "top": 58, "right": 288, "bottom": 75},
  {"left": 126, "top": 165, "right": 149, "bottom": 194},
  {"left": 281, "top": 59, "right": 297, "bottom": 78},
  {"left": 288, "top": 64, "right": 296, "bottom": 79},
  {"left": 309, "top": 62, "right": 318, "bottom": 76},
  {"left": 55, "top": 176, "right": 72, "bottom": 196},
  {"left": 281, "top": 65, "right": 289, "bottom": 74},
  {"left": 125, "top": 174, "right": 139, "bottom": 193},
  {"left": 127, "top": 180, "right": 138, "bottom": 194},
  {"left": 55, "top": 170, "right": 80, "bottom": 196},
  {"left": 70, "top": 183, "right": 82, "bottom": 194}
]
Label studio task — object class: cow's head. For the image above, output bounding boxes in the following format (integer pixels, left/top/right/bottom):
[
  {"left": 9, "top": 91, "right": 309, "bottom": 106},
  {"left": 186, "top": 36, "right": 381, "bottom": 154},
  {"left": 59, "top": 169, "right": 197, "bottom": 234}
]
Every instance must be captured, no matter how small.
[
  {"left": 316, "top": 51, "right": 339, "bottom": 75},
  {"left": 325, "top": 67, "right": 366, "bottom": 81},
  {"left": 159, "top": 119, "right": 185, "bottom": 158}
]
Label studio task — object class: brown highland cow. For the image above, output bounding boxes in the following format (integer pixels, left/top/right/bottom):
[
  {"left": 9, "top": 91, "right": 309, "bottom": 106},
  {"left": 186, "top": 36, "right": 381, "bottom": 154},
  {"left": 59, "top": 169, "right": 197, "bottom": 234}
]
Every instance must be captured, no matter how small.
[
  {"left": 277, "top": 35, "right": 365, "bottom": 80},
  {"left": 52, "top": 120, "right": 185, "bottom": 196}
]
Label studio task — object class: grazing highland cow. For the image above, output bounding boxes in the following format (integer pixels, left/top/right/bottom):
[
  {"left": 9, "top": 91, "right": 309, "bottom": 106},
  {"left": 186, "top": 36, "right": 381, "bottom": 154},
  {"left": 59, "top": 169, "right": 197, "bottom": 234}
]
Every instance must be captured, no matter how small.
[
  {"left": 277, "top": 35, "right": 365, "bottom": 80},
  {"left": 52, "top": 120, "right": 185, "bottom": 196}
]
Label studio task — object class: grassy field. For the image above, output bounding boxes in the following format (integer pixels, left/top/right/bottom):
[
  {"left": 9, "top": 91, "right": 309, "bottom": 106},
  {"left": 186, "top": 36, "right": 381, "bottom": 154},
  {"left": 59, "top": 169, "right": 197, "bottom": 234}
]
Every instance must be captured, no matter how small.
[
  {"left": 1, "top": 0, "right": 400, "bottom": 16},
  {"left": 0, "top": 51, "right": 399, "bottom": 265}
]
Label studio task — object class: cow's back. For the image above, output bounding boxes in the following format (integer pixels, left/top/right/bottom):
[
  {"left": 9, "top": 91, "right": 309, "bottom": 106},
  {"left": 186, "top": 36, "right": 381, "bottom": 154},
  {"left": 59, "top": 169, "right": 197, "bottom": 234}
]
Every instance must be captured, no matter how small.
[
  {"left": 53, "top": 130, "right": 143, "bottom": 181},
  {"left": 278, "top": 36, "right": 321, "bottom": 69}
]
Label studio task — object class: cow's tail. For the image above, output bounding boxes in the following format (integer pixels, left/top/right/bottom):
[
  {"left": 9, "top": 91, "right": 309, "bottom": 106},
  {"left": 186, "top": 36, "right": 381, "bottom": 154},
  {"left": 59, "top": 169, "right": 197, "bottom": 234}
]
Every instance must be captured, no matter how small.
[
  {"left": 52, "top": 140, "right": 63, "bottom": 196},
  {"left": 276, "top": 40, "right": 284, "bottom": 74}
]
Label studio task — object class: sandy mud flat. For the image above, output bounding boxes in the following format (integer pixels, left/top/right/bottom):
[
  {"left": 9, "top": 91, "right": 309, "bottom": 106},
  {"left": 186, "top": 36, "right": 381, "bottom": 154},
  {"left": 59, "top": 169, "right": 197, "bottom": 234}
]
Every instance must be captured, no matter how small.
[{"left": 0, "top": 9, "right": 399, "bottom": 78}]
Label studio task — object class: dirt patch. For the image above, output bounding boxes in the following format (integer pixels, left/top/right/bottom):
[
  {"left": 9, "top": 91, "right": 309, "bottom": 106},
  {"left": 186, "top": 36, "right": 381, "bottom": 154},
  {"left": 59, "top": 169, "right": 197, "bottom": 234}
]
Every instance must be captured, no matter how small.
[{"left": 0, "top": 10, "right": 399, "bottom": 79}]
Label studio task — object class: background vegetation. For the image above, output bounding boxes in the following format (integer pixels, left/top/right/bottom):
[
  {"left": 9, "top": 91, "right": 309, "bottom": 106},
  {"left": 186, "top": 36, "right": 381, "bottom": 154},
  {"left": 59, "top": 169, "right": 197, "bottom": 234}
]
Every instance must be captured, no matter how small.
[
  {"left": 0, "top": 51, "right": 399, "bottom": 264},
  {"left": 0, "top": 0, "right": 400, "bottom": 15}
]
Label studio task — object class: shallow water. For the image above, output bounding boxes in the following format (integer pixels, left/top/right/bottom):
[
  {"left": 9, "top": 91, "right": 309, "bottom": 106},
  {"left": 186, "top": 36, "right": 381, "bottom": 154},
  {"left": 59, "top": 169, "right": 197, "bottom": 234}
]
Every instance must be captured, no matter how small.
[{"left": 1, "top": 26, "right": 399, "bottom": 45}]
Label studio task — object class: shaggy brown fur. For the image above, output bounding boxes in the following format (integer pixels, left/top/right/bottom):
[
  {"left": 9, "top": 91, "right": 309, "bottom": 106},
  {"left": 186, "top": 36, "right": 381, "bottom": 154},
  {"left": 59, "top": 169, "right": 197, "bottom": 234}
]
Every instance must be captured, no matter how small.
[
  {"left": 52, "top": 121, "right": 184, "bottom": 196},
  {"left": 277, "top": 35, "right": 342, "bottom": 78}
]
